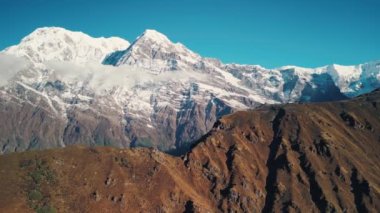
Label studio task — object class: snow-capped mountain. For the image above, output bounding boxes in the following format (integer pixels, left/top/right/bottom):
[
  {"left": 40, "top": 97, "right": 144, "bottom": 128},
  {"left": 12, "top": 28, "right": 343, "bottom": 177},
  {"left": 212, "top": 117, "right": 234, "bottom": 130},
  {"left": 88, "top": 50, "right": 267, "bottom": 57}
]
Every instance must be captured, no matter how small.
[
  {"left": 103, "top": 29, "right": 203, "bottom": 73},
  {"left": 3, "top": 27, "right": 130, "bottom": 64},
  {"left": 0, "top": 27, "right": 379, "bottom": 154}
]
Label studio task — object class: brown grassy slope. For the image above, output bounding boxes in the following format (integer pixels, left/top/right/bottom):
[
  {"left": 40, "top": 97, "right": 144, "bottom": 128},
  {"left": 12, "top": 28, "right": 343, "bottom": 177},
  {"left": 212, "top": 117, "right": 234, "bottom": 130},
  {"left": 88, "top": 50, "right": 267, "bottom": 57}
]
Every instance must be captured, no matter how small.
[{"left": 0, "top": 89, "right": 379, "bottom": 212}]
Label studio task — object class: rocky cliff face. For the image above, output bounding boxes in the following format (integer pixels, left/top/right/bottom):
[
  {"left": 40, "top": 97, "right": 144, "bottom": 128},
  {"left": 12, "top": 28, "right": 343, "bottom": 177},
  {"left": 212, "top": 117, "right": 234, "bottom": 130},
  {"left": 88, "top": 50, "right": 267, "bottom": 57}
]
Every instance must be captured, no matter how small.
[
  {"left": 0, "top": 27, "right": 379, "bottom": 153},
  {"left": 183, "top": 89, "right": 380, "bottom": 212},
  {"left": 0, "top": 89, "right": 379, "bottom": 212}
]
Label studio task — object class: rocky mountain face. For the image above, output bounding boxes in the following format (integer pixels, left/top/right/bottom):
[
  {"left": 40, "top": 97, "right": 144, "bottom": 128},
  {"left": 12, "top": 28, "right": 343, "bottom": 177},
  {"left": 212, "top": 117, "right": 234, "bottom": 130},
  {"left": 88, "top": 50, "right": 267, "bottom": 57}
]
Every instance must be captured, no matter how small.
[
  {"left": 0, "top": 89, "right": 379, "bottom": 212},
  {"left": 0, "top": 27, "right": 379, "bottom": 153}
]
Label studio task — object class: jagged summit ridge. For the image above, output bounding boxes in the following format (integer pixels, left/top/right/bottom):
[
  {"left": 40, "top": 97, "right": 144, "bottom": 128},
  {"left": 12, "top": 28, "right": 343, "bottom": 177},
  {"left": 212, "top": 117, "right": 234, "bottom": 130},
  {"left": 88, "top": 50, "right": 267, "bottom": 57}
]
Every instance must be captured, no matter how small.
[
  {"left": 2, "top": 27, "right": 130, "bottom": 64},
  {"left": 138, "top": 29, "right": 172, "bottom": 44},
  {"left": 103, "top": 29, "right": 203, "bottom": 73}
]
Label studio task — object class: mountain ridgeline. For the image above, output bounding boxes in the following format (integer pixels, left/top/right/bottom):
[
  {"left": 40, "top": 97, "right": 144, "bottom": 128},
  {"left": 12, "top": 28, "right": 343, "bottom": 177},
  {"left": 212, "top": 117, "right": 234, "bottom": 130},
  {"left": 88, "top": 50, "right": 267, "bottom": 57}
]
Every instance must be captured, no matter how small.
[
  {"left": 0, "top": 27, "right": 379, "bottom": 153},
  {"left": 0, "top": 89, "right": 379, "bottom": 212}
]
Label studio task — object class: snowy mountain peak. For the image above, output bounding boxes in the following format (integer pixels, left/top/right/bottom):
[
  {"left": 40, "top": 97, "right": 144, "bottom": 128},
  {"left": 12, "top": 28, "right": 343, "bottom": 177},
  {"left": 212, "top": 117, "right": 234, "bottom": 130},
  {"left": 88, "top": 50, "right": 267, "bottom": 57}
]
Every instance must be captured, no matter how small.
[
  {"left": 103, "top": 29, "right": 202, "bottom": 72},
  {"left": 22, "top": 27, "right": 70, "bottom": 40},
  {"left": 3, "top": 27, "right": 130, "bottom": 64},
  {"left": 22, "top": 27, "right": 87, "bottom": 40},
  {"left": 137, "top": 29, "right": 171, "bottom": 44}
]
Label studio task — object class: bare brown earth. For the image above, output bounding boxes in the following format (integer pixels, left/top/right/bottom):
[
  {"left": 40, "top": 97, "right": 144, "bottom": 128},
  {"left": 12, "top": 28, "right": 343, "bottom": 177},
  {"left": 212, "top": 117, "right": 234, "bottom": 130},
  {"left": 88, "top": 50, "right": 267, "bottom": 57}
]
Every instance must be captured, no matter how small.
[{"left": 0, "top": 89, "right": 379, "bottom": 212}]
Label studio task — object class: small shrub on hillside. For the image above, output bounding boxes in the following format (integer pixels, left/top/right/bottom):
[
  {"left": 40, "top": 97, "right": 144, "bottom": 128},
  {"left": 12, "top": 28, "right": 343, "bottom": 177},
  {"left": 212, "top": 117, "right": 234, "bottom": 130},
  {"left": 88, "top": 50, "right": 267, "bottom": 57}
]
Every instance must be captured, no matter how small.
[
  {"left": 28, "top": 189, "right": 43, "bottom": 201},
  {"left": 36, "top": 205, "right": 57, "bottom": 213}
]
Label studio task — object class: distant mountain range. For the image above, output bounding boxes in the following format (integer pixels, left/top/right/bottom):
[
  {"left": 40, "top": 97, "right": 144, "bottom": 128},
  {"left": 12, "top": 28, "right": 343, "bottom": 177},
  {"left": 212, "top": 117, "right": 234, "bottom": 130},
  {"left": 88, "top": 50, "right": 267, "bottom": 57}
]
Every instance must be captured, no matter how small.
[{"left": 0, "top": 27, "right": 379, "bottom": 153}]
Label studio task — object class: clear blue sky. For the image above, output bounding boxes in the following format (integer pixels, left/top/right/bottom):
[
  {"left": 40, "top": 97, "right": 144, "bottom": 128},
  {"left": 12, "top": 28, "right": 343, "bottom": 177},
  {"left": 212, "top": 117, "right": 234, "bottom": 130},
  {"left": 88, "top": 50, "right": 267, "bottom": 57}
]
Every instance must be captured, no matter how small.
[{"left": 1, "top": 0, "right": 379, "bottom": 68}]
